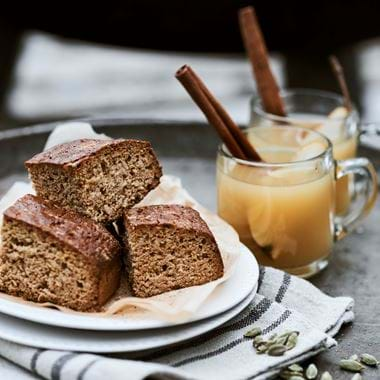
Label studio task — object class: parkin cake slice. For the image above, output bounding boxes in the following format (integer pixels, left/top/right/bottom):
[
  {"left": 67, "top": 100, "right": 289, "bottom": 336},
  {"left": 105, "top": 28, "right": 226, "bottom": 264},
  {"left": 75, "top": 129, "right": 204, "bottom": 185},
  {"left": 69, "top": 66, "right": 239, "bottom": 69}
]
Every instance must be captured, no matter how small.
[
  {"left": 123, "top": 204, "right": 224, "bottom": 298},
  {"left": 25, "top": 138, "right": 162, "bottom": 224},
  {"left": 0, "top": 194, "right": 121, "bottom": 311}
]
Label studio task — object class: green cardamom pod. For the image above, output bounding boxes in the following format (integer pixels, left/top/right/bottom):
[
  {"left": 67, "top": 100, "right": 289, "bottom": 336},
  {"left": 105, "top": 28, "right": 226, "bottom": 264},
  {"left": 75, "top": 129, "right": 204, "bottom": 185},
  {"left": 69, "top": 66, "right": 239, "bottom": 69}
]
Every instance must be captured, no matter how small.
[
  {"left": 267, "top": 344, "right": 287, "bottom": 356},
  {"left": 288, "top": 364, "right": 303, "bottom": 373},
  {"left": 305, "top": 363, "right": 318, "bottom": 379},
  {"left": 286, "top": 332, "right": 298, "bottom": 350},
  {"left": 266, "top": 339, "right": 280, "bottom": 349},
  {"left": 256, "top": 343, "right": 268, "bottom": 353},
  {"left": 339, "top": 359, "right": 365, "bottom": 372},
  {"left": 289, "top": 373, "right": 303, "bottom": 379},
  {"left": 254, "top": 335, "right": 263, "bottom": 344},
  {"left": 279, "top": 370, "right": 301, "bottom": 379},
  {"left": 244, "top": 327, "right": 262, "bottom": 338},
  {"left": 276, "top": 336, "right": 289, "bottom": 345},
  {"left": 351, "top": 374, "right": 362, "bottom": 380},
  {"left": 360, "top": 353, "right": 379, "bottom": 366},
  {"left": 320, "top": 372, "right": 333, "bottom": 380},
  {"left": 288, "top": 376, "right": 304, "bottom": 380},
  {"left": 256, "top": 347, "right": 267, "bottom": 354}
]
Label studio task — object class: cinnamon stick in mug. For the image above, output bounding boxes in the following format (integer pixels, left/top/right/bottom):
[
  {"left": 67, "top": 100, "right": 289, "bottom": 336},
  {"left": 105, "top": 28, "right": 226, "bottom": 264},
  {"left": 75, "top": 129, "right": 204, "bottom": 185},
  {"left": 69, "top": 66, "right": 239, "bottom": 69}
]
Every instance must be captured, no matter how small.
[{"left": 176, "top": 65, "right": 262, "bottom": 161}]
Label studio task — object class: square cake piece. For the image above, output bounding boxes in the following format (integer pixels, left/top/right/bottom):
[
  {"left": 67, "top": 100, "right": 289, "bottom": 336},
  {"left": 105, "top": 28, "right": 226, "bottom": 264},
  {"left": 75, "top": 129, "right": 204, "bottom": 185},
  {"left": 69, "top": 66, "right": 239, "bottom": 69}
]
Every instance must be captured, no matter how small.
[
  {"left": 25, "top": 139, "right": 162, "bottom": 224},
  {"left": 0, "top": 194, "right": 121, "bottom": 311},
  {"left": 123, "top": 205, "right": 224, "bottom": 297}
]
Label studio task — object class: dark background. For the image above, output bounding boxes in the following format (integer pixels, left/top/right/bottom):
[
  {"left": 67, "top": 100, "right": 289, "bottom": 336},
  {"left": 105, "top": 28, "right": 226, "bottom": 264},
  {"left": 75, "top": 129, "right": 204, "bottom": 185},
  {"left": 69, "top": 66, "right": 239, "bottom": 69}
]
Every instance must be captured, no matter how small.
[
  {"left": 0, "top": 0, "right": 379, "bottom": 127},
  {"left": 2, "top": 1, "right": 379, "bottom": 52}
]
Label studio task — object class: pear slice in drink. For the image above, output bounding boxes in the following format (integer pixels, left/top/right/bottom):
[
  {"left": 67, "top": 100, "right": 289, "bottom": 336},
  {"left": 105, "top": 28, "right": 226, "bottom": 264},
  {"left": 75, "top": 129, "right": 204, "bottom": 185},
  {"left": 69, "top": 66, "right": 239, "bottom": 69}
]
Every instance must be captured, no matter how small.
[
  {"left": 313, "top": 106, "right": 348, "bottom": 142},
  {"left": 293, "top": 141, "right": 326, "bottom": 162}
]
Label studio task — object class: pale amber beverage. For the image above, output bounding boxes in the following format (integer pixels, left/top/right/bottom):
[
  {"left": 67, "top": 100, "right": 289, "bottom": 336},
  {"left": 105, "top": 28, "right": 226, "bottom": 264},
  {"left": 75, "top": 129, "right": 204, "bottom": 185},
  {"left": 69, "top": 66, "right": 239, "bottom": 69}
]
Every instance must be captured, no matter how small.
[
  {"left": 217, "top": 126, "right": 377, "bottom": 277},
  {"left": 250, "top": 90, "right": 360, "bottom": 215},
  {"left": 281, "top": 110, "right": 358, "bottom": 215}
]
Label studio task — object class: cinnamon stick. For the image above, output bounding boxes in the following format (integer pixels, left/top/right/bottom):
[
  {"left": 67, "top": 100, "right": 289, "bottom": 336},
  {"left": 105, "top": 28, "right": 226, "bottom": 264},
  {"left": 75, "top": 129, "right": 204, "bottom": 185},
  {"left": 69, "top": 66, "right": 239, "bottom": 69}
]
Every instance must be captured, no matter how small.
[
  {"left": 238, "top": 6, "right": 286, "bottom": 117},
  {"left": 186, "top": 66, "right": 261, "bottom": 161},
  {"left": 176, "top": 65, "right": 262, "bottom": 161},
  {"left": 329, "top": 55, "right": 352, "bottom": 110},
  {"left": 176, "top": 65, "right": 265, "bottom": 253}
]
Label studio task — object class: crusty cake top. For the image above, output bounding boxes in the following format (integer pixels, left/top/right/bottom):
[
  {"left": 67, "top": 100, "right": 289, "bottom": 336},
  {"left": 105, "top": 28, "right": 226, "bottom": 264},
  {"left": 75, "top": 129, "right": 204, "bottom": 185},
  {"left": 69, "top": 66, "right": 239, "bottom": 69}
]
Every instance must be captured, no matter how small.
[
  {"left": 124, "top": 205, "right": 213, "bottom": 236},
  {"left": 3, "top": 194, "right": 120, "bottom": 264},
  {"left": 25, "top": 138, "right": 153, "bottom": 167}
]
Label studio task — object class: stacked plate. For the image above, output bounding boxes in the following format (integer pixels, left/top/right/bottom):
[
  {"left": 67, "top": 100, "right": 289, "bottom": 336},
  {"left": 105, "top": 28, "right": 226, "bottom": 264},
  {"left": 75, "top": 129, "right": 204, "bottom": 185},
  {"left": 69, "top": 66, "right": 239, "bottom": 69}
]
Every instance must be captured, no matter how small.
[{"left": 0, "top": 244, "right": 259, "bottom": 353}]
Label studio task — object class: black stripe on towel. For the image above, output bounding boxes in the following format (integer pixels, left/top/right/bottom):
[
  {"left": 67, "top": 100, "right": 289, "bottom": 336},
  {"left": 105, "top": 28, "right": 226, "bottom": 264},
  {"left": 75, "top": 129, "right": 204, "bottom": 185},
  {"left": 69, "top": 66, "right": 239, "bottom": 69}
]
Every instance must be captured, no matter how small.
[
  {"left": 262, "top": 310, "right": 292, "bottom": 335},
  {"left": 30, "top": 349, "right": 45, "bottom": 374},
  {"left": 275, "top": 272, "right": 291, "bottom": 303},
  {"left": 51, "top": 353, "right": 77, "bottom": 380},
  {"left": 143, "top": 298, "right": 272, "bottom": 361},
  {"left": 172, "top": 337, "right": 246, "bottom": 367},
  {"left": 77, "top": 359, "right": 100, "bottom": 380},
  {"left": 257, "top": 266, "right": 266, "bottom": 292}
]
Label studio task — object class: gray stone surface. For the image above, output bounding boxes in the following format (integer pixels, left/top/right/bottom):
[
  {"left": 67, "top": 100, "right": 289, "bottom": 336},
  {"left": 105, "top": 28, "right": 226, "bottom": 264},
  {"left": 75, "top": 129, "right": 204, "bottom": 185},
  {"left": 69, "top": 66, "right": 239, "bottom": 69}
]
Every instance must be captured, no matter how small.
[{"left": 0, "top": 119, "right": 379, "bottom": 379}]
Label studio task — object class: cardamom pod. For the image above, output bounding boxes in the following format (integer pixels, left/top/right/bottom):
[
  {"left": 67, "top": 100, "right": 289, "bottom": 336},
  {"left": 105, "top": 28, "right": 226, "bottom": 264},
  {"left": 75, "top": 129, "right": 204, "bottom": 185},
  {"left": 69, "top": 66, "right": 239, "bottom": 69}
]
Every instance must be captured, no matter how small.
[
  {"left": 349, "top": 354, "right": 359, "bottom": 361},
  {"left": 288, "top": 376, "right": 304, "bottom": 380},
  {"left": 279, "top": 370, "right": 303, "bottom": 379},
  {"left": 256, "top": 347, "right": 267, "bottom": 354},
  {"left": 266, "top": 339, "right": 279, "bottom": 349},
  {"left": 360, "top": 353, "right": 379, "bottom": 366},
  {"left": 276, "top": 335, "right": 289, "bottom": 345},
  {"left": 288, "top": 364, "right": 303, "bottom": 373},
  {"left": 339, "top": 359, "right": 365, "bottom": 372},
  {"left": 305, "top": 363, "right": 318, "bottom": 379},
  {"left": 286, "top": 332, "right": 298, "bottom": 350},
  {"left": 351, "top": 374, "right": 362, "bottom": 380},
  {"left": 253, "top": 336, "right": 263, "bottom": 346},
  {"left": 256, "top": 343, "right": 268, "bottom": 353},
  {"left": 320, "top": 371, "right": 333, "bottom": 380},
  {"left": 267, "top": 344, "right": 287, "bottom": 356},
  {"left": 244, "top": 327, "right": 262, "bottom": 338}
]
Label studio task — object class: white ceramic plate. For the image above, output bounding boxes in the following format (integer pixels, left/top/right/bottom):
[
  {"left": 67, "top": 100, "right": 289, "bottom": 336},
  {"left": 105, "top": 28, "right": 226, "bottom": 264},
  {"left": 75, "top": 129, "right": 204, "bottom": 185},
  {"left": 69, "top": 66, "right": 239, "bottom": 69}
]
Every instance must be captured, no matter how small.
[
  {"left": 0, "top": 286, "right": 256, "bottom": 353},
  {"left": 0, "top": 244, "right": 258, "bottom": 331}
]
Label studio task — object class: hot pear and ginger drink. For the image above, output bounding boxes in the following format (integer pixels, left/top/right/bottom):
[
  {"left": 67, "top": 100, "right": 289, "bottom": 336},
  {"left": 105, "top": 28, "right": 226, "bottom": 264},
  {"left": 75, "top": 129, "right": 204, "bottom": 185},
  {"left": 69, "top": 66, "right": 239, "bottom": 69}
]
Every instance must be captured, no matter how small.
[
  {"left": 280, "top": 107, "right": 357, "bottom": 215},
  {"left": 217, "top": 128, "right": 335, "bottom": 271},
  {"left": 250, "top": 104, "right": 358, "bottom": 215}
]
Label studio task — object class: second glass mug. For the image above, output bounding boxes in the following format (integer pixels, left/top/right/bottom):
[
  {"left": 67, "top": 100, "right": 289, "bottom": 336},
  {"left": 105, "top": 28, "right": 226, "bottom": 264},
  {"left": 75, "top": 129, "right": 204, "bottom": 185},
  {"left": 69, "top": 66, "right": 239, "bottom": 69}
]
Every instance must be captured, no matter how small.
[
  {"left": 250, "top": 89, "right": 360, "bottom": 216},
  {"left": 216, "top": 126, "right": 377, "bottom": 277}
]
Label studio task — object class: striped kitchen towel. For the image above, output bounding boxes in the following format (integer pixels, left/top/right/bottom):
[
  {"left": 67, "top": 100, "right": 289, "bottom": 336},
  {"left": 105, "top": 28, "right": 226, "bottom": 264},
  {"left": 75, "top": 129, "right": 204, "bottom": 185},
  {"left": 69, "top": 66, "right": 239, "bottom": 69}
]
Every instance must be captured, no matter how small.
[{"left": 0, "top": 267, "right": 354, "bottom": 380}]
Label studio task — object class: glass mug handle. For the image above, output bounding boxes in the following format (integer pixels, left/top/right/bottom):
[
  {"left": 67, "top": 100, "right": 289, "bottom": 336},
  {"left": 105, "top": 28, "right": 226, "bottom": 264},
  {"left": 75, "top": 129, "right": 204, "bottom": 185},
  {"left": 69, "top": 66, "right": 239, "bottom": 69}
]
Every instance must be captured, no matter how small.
[{"left": 334, "top": 158, "right": 378, "bottom": 241}]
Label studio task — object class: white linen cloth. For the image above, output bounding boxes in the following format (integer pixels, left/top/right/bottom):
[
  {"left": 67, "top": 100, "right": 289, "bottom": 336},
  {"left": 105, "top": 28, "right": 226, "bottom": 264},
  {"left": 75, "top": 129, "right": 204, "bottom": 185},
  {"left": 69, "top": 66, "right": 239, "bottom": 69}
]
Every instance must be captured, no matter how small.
[{"left": 0, "top": 267, "right": 353, "bottom": 380}]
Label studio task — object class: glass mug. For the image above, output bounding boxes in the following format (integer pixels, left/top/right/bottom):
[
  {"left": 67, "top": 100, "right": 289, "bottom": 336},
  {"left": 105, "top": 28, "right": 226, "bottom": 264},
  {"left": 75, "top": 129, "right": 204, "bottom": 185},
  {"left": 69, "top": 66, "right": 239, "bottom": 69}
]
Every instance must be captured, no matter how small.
[
  {"left": 250, "top": 89, "right": 360, "bottom": 216},
  {"left": 216, "top": 126, "right": 377, "bottom": 277}
]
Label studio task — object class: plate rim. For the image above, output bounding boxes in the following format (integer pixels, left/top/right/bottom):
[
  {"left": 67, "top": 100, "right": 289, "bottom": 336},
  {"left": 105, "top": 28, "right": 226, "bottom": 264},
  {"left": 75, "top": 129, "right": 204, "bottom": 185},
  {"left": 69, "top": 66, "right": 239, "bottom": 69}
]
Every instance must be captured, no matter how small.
[
  {"left": 0, "top": 244, "right": 258, "bottom": 331},
  {"left": 0, "top": 285, "right": 257, "bottom": 353}
]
